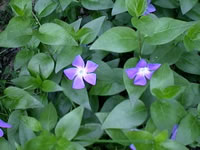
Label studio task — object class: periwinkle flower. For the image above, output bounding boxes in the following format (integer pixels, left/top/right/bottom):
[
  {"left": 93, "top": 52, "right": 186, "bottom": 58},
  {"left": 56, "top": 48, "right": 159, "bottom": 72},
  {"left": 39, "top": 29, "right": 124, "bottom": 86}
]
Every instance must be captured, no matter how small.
[
  {"left": 0, "top": 119, "right": 12, "bottom": 137},
  {"left": 130, "top": 144, "right": 136, "bottom": 150},
  {"left": 170, "top": 124, "right": 178, "bottom": 140},
  {"left": 126, "top": 59, "right": 161, "bottom": 86},
  {"left": 144, "top": 0, "right": 156, "bottom": 15},
  {"left": 64, "top": 55, "right": 98, "bottom": 89}
]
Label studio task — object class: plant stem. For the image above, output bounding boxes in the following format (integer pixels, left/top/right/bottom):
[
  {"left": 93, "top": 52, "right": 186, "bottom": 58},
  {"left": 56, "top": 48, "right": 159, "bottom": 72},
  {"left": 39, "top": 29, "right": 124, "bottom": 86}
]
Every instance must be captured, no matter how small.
[
  {"left": 32, "top": 11, "right": 41, "bottom": 26},
  {"left": 137, "top": 31, "right": 142, "bottom": 58}
]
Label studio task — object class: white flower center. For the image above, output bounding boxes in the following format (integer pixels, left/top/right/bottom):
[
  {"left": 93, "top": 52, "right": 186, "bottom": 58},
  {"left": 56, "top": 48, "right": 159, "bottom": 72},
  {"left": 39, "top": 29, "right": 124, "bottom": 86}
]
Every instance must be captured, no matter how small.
[
  {"left": 138, "top": 67, "right": 150, "bottom": 76},
  {"left": 77, "top": 68, "right": 87, "bottom": 77}
]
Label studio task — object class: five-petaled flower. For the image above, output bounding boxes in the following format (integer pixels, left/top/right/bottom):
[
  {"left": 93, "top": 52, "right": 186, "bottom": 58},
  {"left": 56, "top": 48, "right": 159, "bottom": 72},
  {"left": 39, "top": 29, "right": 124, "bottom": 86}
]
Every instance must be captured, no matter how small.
[
  {"left": 0, "top": 119, "right": 12, "bottom": 137},
  {"left": 126, "top": 59, "right": 161, "bottom": 86},
  {"left": 64, "top": 55, "right": 98, "bottom": 89},
  {"left": 170, "top": 124, "right": 178, "bottom": 140},
  {"left": 144, "top": 0, "right": 156, "bottom": 15}
]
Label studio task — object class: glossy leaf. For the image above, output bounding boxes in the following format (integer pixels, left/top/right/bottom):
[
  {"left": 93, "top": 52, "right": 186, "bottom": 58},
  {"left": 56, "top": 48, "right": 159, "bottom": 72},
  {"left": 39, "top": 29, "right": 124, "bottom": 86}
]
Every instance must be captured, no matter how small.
[
  {"left": 28, "top": 53, "right": 54, "bottom": 79},
  {"left": 150, "top": 100, "right": 186, "bottom": 130},
  {"left": 41, "top": 80, "right": 63, "bottom": 92},
  {"left": 61, "top": 78, "right": 91, "bottom": 110},
  {"left": 4, "top": 87, "right": 43, "bottom": 109},
  {"left": 35, "top": 23, "right": 77, "bottom": 46},
  {"left": 0, "top": 17, "right": 32, "bottom": 47},
  {"left": 81, "top": 0, "right": 113, "bottom": 10},
  {"left": 102, "top": 100, "right": 147, "bottom": 129},
  {"left": 39, "top": 103, "right": 58, "bottom": 131},
  {"left": 55, "top": 107, "right": 84, "bottom": 140}
]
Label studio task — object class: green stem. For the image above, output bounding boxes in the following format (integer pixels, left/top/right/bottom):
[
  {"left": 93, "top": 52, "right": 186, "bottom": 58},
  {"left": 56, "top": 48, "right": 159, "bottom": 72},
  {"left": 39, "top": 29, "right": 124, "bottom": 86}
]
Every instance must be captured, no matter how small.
[
  {"left": 32, "top": 12, "right": 41, "bottom": 26},
  {"left": 137, "top": 31, "right": 142, "bottom": 58}
]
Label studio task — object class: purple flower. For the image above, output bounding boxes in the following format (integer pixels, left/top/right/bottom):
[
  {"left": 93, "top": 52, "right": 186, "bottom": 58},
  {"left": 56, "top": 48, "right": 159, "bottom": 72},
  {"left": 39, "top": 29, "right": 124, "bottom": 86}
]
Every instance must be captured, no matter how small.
[
  {"left": 143, "top": 0, "right": 156, "bottom": 15},
  {"left": 170, "top": 124, "right": 178, "bottom": 140},
  {"left": 130, "top": 144, "right": 136, "bottom": 150},
  {"left": 0, "top": 119, "right": 12, "bottom": 137},
  {"left": 126, "top": 59, "right": 161, "bottom": 86},
  {"left": 64, "top": 55, "right": 98, "bottom": 89}
]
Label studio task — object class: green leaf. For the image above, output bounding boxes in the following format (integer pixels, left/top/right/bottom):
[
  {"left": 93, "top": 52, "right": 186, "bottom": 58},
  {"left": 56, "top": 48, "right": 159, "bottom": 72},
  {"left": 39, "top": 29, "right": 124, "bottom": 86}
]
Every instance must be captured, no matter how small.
[
  {"left": 160, "top": 140, "right": 188, "bottom": 150},
  {"left": 150, "top": 64, "right": 174, "bottom": 92},
  {"left": 100, "top": 96, "right": 125, "bottom": 112},
  {"left": 176, "top": 52, "right": 200, "bottom": 75},
  {"left": 74, "top": 123, "right": 103, "bottom": 146},
  {"left": 34, "top": 0, "right": 57, "bottom": 17},
  {"left": 125, "top": 0, "right": 147, "bottom": 17},
  {"left": 14, "top": 49, "right": 34, "bottom": 70},
  {"left": 152, "top": 85, "right": 184, "bottom": 100},
  {"left": 123, "top": 58, "right": 147, "bottom": 103},
  {"left": 12, "top": 75, "right": 42, "bottom": 90},
  {"left": 10, "top": 0, "right": 32, "bottom": 16},
  {"left": 102, "top": 100, "right": 147, "bottom": 129},
  {"left": 112, "top": 0, "right": 127, "bottom": 16},
  {"left": 150, "top": 44, "right": 184, "bottom": 65},
  {"left": 28, "top": 53, "right": 55, "bottom": 79},
  {"left": 90, "top": 68, "right": 125, "bottom": 96},
  {"left": 90, "top": 27, "right": 138, "bottom": 53},
  {"left": 176, "top": 113, "right": 200, "bottom": 145},
  {"left": 133, "top": 16, "right": 193, "bottom": 45},
  {"left": 154, "top": 0, "right": 179, "bottom": 9},
  {"left": 41, "top": 80, "right": 62, "bottom": 92},
  {"left": 7, "top": 111, "right": 23, "bottom": 148},
  {"left": 0, "top": 138, "right": 13, "bottom": 150},
  {"left": 179, "top": 83, "right": 200, "bottom": 107},
  {"left": 55, "top": 46, "right": 82, "bottom": 73},
  {"left": 179, "top": 0, "right": 198, "bottom": 14},
  {"left": 81, "top": 0, "right": 113, "bottom": 10},
  {"left": 184, "top": 22, "right": 200, "bottom": 51},
  {"left": 154, "top": 130, "right": 168, "bottom": 143},
  {"left": 126, "top": 130, "right": 154, "bottom": 150},
  {"left": 0, "top": 17, "right": 32, "bottom": 48},
  {"left": 59, "top": 0, "right": 73, "bottom": 11},
  {"left": 23, "top": 131, "right": 57, "bottom": 150},
  {"left": 55, "top": 107, "right": 84, "bottom": 140},
  {"left": 79, "top": 16, "right": 106, "bottom": 44},
  {"left": 35, "top": 23, "right": 77, "bottom": 46},
  {"left": 21, "top": 116, "right": 42, "bottom": 132},
  {"left": 61, "top": 78, "right": 91, "bottom": 110},
  {"left": 39, "top": 103, "right": 58, "bottom": 131},
  {"left": 90, "top": 80, "right": 125, "bottom": 96},
  {"left": 150, "top": 100, "right": 186, "bottom": 130},
  {"left": 4, "top": 87, "right": 43, "bottom": 109}
]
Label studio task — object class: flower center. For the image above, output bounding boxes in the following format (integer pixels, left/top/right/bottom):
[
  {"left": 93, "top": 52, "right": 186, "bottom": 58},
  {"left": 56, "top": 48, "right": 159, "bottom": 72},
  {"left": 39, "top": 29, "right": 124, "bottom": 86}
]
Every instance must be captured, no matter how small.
[
  {"left": 77, "top": 68, "right": 87, "bottom": 77},
  {"left": 138, "top": 67, "right": 150, "bottom": 76}
]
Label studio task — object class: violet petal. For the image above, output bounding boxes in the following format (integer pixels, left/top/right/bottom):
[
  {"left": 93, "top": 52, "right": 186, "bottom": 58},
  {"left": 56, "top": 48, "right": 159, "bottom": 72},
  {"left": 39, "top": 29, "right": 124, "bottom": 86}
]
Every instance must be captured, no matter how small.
[
  {"left": 72, "top": 55, "right": 85, "bottom": 68},
  {"left": 136, "top": 59, "right": 147, "bottom": 68},
  {"left": 148, "top": 63, "right": 161, "bottom": 71},
  {"left": 147, "top": 4, "right": 156, "bottom": 13},
  {"left": 126, "top": 68, "right": 138, "bottom": 79},
  {"left": 0, "top": 128, "right": 3, "bottom": 137},
  {"left": 64, "top": 68, "right": 77, "bottom": 80},
  {"left": 171, "top": 125, "right": 178, "bottom": 140},
  {"left": 134, "top": 74, "right": 147, "bottom": 86},
  {"left": 130, "top": 144, "right": 136, "bottom": 150},
  {"left": 85, "top": 61, "right": 98, "bottom": 73},
  {"left": 84, "top": 73, "right": 96, "bottom": 85},
  {"left": 72, "top": 76, "right": 85, "bottom": 89},
  {"left": 145, "top": 71, "right": 154, "bottom": 80},
  {"left": 0, "top": 120, "right": 12, "bottom": 128}
]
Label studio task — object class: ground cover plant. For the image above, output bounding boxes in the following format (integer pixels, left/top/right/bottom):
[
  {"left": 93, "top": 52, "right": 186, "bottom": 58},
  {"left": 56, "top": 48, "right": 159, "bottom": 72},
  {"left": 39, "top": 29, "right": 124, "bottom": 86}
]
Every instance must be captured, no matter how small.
[{"left": 0, "top": 0, "right": 200, "bottom": 149}]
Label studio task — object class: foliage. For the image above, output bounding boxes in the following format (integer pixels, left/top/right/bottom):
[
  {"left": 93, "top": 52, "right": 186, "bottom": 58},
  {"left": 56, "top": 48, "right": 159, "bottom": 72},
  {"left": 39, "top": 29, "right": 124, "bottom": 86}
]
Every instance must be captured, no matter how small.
[{"left": 0, "top": 0, "right": 200, "bottom": 150}]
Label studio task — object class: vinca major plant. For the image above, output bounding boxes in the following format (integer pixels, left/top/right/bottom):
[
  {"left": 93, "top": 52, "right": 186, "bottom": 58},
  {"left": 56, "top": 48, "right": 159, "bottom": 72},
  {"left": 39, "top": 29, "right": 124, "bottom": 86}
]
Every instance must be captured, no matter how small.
[{"left": 0, "top": 0, "right": 200, "bottom": 150}]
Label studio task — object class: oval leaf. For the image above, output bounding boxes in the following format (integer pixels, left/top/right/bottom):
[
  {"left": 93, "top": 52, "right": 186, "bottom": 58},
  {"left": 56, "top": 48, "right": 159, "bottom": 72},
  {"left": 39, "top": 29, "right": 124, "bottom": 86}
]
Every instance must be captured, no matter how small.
[{"left": 90, "top": 27, "right": 138, "bottom": 53}]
